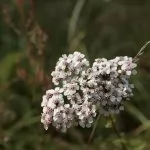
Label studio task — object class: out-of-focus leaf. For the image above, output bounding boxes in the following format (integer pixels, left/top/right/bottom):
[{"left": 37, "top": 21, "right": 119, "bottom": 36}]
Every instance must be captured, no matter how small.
[
  {"left": 68, "top": 0, "right": 87, "bottom": 43},
  {"left": 134, "top": 120, "right": 150, "bottom": 135},
  {"left": 8, "top": 111, "right": 40, "bottom": 135},
  {"left": 125, "top": 103, "right": 148, "bottom": 124},
  {"left": 0, "top": 52, "right": 23, "bottom": 84}
]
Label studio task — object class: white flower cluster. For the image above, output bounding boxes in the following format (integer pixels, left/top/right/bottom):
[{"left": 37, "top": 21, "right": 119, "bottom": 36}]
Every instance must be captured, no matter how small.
[
  {"left": 51, "top": 52, "right": 89, "bottom": 85},
  {"left": 80, "top": 57, "right": 137, "bottom": 116},
  {"left": 41, "top": 52, "right": 137, "bottom": 132},
  {"left": 41, "top": 52, "right": 96, "bottom": 132}
]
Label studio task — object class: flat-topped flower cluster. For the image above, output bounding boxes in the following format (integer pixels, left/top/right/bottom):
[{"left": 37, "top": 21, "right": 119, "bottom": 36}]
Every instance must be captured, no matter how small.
[{"left": 41, "top": 52, "right": 137, "bottom": 132}]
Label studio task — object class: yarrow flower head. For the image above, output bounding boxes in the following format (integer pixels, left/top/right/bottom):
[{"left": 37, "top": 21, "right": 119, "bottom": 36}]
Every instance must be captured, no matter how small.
[
  {"left": 41, "top": 51, "right": 137, "bottom": 132},
  {"left": 81, "top": 56, "right": 137, "bottom": 116},
  {"left": 51, "top": 52, "right": 89, "bottom": 86}
]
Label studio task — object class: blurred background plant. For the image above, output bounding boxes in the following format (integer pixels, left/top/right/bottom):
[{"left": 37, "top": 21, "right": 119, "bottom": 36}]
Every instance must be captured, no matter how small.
[{"left": 0, "top": 0, "right": 150, "bottom": 150}]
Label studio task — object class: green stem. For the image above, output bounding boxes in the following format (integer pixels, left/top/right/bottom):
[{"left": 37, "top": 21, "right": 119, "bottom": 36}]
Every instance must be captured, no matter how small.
[
  {"left": 68, "top": 0, "right": 87, "bottom": 44},
  {"left": 133, "top": 41, "right": 150, "bottom": 62},
  {"left": 109, "top": 115, "right": 128, "bottom": 150},
  {"left": 88, "top": 113, "right": 101, "bottom": 144}
]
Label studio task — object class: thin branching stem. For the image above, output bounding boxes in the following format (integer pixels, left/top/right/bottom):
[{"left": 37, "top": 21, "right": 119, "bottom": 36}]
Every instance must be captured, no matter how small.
[
  {"left": 88, "top": 112, "right": 101, "bottom": 144},
  {"left": 133, "top": 41, "right": 150, "bottom": 62},
  {"left": 109, "top": 115, "right": 128, "bottom": 150},
  {"left": 68, "top": 0, "right": 86, "bottom": 44}
]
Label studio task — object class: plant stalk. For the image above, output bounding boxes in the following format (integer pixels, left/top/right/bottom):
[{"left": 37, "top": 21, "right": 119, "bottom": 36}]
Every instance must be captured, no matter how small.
[
  {"left": 109, "top": 115, "right": 128, "bottom": 150},
  {"left": 88, "top": 113, "right": 101, "bottom": 144}
]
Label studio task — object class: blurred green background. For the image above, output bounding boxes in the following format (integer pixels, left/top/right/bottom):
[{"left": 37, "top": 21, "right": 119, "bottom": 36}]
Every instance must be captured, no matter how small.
[{"left": 1, "top": 0, "right": 150, "bottom": 150}]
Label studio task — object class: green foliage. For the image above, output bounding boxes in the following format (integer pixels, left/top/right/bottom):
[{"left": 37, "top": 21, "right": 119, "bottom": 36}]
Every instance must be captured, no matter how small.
[{"left": 0, "top": 52, "right": 22, "bottom": 84}]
